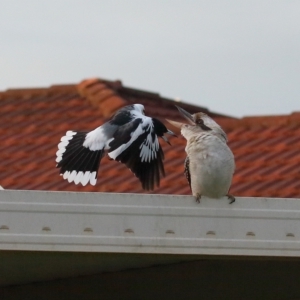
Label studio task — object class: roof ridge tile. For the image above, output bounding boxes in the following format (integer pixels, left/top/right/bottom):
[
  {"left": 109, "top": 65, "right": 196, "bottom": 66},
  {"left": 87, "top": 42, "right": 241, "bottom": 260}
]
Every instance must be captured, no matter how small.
[{"left": 76, "top": 78, "right": 126, "bottom": 117}]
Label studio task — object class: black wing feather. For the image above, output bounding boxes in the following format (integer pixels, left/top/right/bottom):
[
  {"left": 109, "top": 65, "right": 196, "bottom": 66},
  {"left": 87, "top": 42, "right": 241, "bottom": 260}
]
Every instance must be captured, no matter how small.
[
  {"left": 113, "top": 134, "right": 165, "bottom": 190},
  {"left": 184, "top": 156, "right": 191, "bottom": 190}
]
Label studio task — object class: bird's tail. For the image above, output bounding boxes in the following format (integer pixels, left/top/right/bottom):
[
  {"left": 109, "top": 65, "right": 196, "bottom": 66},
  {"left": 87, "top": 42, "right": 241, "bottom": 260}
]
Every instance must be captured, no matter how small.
[{"left": 56, "top": 130, "right": 105, "bottom": 186}]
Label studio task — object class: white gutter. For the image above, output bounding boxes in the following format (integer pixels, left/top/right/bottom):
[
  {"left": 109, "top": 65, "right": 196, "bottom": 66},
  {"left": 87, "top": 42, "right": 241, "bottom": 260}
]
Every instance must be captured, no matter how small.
[{"left": 0, "top": 190, "right": 300, "bottom": 257}]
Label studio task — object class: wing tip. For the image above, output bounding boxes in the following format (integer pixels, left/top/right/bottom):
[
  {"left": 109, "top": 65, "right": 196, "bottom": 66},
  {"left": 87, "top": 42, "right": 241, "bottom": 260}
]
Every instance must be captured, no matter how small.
[{"left": 61, "top": 170, "right": 98, "bottom": 186}]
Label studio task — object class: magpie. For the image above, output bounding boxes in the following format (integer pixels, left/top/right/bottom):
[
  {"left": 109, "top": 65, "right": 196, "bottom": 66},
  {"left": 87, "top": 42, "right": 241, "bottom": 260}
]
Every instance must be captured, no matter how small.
[{"left": 56, "top": 104, "right": 176, "bottom": 190}]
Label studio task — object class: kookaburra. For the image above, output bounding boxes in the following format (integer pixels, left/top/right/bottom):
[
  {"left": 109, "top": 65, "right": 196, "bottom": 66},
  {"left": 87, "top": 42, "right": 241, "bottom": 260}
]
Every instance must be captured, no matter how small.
[
  {"left": 167, "top": 106, "right": 235, "bottom": 203},
  {"left": 56, "top": 104, "right": 175, "bottom": 190}
]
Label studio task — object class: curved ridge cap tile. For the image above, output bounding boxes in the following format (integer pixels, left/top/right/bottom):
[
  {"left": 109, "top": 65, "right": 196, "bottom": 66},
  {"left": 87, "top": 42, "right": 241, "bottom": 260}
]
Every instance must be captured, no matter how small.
[
  {"left": 77, "top": 78, "right": 102, "bottom": 91},
  {"left": 77, "top": 78, "right": 122, "bottom": 97},
  {"left": 76, "top": 78, "right": 126, "bottom": 117}
]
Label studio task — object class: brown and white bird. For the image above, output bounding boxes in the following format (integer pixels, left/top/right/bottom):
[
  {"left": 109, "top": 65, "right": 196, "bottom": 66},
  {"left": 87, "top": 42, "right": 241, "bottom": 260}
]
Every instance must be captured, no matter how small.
[
  {"left": 167, "top": 106, "right": 235, "bottom": 203},
  {"left": 56, "top": 104, "right": 175, "bottom": 190}
]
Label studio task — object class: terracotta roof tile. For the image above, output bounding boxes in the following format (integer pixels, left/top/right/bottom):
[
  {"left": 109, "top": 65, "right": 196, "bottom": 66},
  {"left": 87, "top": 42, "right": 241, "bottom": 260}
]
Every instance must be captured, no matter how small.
[{"left": 1, "top": 77, "right": 300, "bottom": 199}]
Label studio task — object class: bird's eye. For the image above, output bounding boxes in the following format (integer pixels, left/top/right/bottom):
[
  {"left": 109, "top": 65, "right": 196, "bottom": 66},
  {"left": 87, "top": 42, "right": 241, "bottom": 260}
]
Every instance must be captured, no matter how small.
[{"left": 196, "top": 119, "right": 212, "bottom": 131}]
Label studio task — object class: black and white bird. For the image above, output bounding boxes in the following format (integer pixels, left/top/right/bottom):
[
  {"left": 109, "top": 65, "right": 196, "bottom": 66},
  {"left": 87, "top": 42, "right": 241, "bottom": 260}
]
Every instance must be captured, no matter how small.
[
  {"left": 167, "top": 106, "right": 235, "bottom": 203},
  {"left": 56, "top": 104, "right": 175, "bottom": 190}
]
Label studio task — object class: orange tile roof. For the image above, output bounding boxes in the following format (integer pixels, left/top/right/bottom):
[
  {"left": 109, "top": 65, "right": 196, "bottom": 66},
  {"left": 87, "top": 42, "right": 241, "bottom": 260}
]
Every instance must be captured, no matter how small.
[{"left": 1, "top": 78, "right": 300, "bottom": 198}]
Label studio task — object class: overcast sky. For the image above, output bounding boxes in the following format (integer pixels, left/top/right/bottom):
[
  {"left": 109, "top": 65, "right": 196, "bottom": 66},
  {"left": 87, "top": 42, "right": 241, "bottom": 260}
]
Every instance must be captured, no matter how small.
[{"left": 1, "top": 1, "right": 299, "bottom": 117}]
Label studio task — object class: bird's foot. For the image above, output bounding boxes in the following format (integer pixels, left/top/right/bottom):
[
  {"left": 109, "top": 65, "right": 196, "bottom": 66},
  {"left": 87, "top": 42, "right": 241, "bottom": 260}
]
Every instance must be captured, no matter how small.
[
  {"left": 195, "top": 193, "right": 201, "bottom": 203},
  {"left": 227, "top": 194, "right": 235, "bottom": 204}
]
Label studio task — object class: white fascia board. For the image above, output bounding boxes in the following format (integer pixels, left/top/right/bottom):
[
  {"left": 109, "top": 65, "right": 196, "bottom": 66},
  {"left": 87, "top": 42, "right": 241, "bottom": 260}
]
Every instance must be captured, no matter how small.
[{"left": 0, "top": 190, "right": 300, "bottom": 257}]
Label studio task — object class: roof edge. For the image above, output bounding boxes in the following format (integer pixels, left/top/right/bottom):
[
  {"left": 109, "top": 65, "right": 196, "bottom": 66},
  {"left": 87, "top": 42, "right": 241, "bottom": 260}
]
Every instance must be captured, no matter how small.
[{"left": 1, "top": 190, "right": 300, "bottom": 258}]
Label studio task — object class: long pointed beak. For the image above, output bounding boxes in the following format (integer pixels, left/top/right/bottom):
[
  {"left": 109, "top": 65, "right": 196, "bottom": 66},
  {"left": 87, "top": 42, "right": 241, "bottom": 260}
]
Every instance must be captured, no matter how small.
[
  {"left": 167, "top": 129, "right": 177, "bottom": 136},
  {"left": 161, "top": 129, "right": 177, "bottom": 145},
  {"left": 175, "top": 105, "right": 195, "bottom": 125},
  {"left": 165, "top": 119, "right": 186, "bottom": 129}
]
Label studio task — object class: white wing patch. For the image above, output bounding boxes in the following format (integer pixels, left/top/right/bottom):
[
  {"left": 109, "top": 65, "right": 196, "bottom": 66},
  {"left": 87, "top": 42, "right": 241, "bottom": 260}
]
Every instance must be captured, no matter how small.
[
  {"left": 83, "top": 126, "right": 110, "bottom": 151},
  {"left": 108, "top": 121, "right": 146, "bottom": 160},
  {"left": 62, "top": 170, "right": 97, "bottom": 186},
  {"left": 139, "top": 126, "right": 159, "bottom": 163},
  {"left": 56, "top": 131, "right": 76, "bottom": 163}
]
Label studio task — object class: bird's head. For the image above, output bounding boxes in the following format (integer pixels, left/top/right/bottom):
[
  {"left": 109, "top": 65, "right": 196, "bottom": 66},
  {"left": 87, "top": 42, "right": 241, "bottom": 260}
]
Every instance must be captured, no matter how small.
[
  {"left": 166, "top": 106, "right": 227, "bottom": 142},
  {"left": 133, "top": 104, "right": 145, "bottom": 115}
]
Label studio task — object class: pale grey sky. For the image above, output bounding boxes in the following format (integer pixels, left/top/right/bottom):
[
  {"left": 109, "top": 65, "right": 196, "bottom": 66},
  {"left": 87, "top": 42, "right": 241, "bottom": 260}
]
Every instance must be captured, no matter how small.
[{"left": 1, "top": 1, "right": 299, "bottom": 117}]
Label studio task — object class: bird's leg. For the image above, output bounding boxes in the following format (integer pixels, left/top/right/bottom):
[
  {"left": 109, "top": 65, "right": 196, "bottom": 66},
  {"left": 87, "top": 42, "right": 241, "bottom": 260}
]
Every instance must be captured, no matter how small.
[
  {"left": 227, "top": 194, "right": 235, "bottom": 204},
  {"left": 195, "top": 193, "right": 201, "bottom": 203}
]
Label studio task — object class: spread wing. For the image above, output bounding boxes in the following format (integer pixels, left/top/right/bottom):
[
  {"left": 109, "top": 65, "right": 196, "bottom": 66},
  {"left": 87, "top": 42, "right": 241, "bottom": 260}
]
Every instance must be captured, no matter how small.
[
  {"left": 184, "top": 156, "right": 191, "bottom": 190},
  {"left": 108, "top": 117, "right": 165, "bottom": 190},
  {"left": 56, "top": 130, "right": 105, "bottom": 186}
]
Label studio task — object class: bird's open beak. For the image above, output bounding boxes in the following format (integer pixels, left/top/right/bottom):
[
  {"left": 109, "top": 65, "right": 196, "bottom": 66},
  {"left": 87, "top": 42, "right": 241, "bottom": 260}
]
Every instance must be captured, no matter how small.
[
  {"left": 165, "top": 105, "right": 196, "bottom": 129},
  {"left": 175, "top": 106, "right": 195, "bottom": 125},
  {"left": 165, "top": 119, "right": 186, "bottom": 128},
  {"left": 161, "top": 129, "right": 177, "bottom": 145},
  {"left": 167, "top": 129, "right": 176, "bottom": 136}
]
